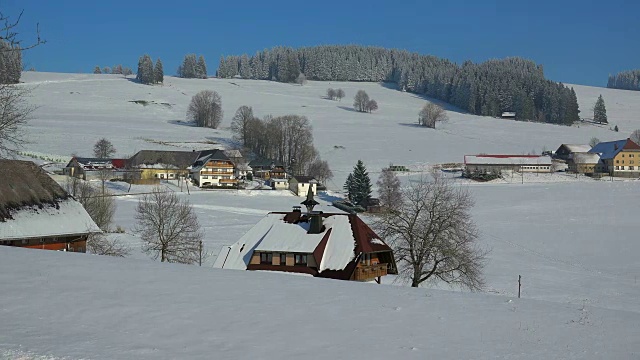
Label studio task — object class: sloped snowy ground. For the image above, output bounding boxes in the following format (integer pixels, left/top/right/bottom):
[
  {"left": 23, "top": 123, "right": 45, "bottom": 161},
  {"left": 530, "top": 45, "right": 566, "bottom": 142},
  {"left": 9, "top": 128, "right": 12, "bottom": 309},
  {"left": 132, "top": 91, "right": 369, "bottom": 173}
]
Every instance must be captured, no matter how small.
[
  {"left": 1, "top": 246, "right": 639, "bottom": 360},
  {"left": 17, "top": 72, "right": 640, "bottom": 188}
]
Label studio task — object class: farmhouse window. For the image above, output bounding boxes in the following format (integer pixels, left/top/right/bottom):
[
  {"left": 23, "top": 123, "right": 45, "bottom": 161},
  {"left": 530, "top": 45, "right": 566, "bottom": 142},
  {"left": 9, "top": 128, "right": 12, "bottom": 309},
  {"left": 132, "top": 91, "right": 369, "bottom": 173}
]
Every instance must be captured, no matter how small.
[
  {"left": 616, "top": 160, "right": 620, "bottom": 164},
  {"left": 260, "top": 252, "right": 272, "bottom": 264},
  {"left": 294, "top": 254, "right": 307, "bottom": 266},
  {"left": 280, "top": 253, "right": 287, "bottom": 265},
  {"left": 630, "top": 166, "right": 635, "bottom": 170},
  {"left": 615, "top": 166, "right": 620, "bottom": 170}
]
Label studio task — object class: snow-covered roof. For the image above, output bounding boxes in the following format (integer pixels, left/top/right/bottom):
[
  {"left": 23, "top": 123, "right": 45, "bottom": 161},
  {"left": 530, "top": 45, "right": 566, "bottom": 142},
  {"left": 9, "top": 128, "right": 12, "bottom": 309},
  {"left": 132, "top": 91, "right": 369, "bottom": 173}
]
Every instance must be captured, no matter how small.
[
  {"left": 0, "top": 198, "right": 101, "bottom": 240},
  {"left": 214, "top": 212, "right": 390, "bottom": 274},
  {"left": 464, "top": 155, "right": 552, "bottom": 166},
  {"left": 570, "top": 153, "right": 600, "bottom": 164},
  {"left": 561, "top": 144, "right": 592, "bottom": 153}
]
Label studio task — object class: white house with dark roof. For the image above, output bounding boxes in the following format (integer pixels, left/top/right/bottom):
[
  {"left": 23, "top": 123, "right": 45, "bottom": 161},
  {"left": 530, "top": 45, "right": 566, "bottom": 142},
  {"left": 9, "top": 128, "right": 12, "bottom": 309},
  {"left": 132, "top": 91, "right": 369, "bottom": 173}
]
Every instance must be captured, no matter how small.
[
  {"left": 289, "top": 176, "right": 318, "bottom": 196},
  {"left": 190, "top": 149, "right": 237, "bottom": 187}
]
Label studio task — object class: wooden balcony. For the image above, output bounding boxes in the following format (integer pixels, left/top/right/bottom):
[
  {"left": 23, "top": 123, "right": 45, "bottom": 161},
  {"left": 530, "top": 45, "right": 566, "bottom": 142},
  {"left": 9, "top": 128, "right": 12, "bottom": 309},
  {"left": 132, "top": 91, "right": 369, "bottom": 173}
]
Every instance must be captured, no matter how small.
[
  {"left": 200, "top": 171, "right": 234, "bottom": 175},
  {"left": 353, "top": 263, "right": 388, "bottom": 281}
]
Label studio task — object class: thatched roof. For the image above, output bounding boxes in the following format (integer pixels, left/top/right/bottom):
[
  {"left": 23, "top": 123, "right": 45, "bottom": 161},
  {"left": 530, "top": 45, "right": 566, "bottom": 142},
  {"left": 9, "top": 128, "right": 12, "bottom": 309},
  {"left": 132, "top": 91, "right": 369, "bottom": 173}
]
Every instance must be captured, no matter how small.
[{"left": 0, "top": 160, "right": 70, "bottom": 222}]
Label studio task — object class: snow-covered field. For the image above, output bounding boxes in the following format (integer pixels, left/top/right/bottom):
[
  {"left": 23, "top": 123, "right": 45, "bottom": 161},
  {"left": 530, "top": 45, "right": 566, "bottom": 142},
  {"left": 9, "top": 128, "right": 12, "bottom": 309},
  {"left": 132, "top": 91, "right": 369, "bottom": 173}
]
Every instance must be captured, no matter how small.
[
  {"left": 18, "top": 72, "right": 640, "bottom": 188},
  {"left": 2, "top": 72, "right": 640, "bottom": 359},
  {"left": 1, "top": 246, "right": 639, "bottom": 360}
]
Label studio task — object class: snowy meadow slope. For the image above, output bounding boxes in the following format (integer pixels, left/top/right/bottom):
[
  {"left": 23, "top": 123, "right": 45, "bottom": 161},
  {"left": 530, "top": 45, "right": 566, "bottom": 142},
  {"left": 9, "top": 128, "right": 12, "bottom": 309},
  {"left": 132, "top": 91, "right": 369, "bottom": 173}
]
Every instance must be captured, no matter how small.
[
  {"left": 4, "top": 72, "right": 640, "bottom": 358},
  {"left": 19, "top": 72, "right": 640, "bottom": 188},
  {"left": 1, "top": 246, "right": 639, "bottom": 360}
]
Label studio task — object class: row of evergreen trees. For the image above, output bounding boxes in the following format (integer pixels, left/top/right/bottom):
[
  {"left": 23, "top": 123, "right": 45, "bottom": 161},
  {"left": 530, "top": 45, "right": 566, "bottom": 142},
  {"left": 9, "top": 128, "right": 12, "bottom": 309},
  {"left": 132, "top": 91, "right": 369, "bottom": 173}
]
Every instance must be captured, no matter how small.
[
  {"left": 607, "top": 70, "right": 640, "bottom": 91},
  {"left": 216, "top": 45, "right": 580, "bottom": 125},
  {"left": 177, "top": 54, "right": 207, "bottom": 79},
  {"left": 136, "top": 55, "right": 163, "bottom": 85},
  {"left": 0, "top": 41, "right": 22, "bottom": 84}
]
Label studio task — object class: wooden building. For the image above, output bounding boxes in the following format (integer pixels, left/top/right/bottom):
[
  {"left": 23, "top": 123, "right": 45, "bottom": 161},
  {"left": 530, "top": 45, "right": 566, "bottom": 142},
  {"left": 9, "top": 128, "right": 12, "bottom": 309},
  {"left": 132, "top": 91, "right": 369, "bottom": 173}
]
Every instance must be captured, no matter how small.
[
  {"left": 248, "top": 159, "right": 286, "bottom": 179},
  {"left": 190, "top": 150, "right": 237, "bottom": 187},
  {"left": 214, "top": 191, "right": 397, "bottom": 283},
  {"left": 63, "top": 157, "right": 127, "bottom": 180},
  {"left": 0, "top": 160, "right": 101, "bottom": 252},
  {"left": 554, "top": 144, "right": 592, "bottom": 162}
]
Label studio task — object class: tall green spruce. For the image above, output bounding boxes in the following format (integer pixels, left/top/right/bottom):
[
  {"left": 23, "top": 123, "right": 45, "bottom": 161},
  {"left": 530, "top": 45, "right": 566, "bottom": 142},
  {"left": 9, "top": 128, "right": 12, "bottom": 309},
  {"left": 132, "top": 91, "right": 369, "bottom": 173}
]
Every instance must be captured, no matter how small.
[
  {"left": 594, "top": 95, "right": 607, "bottom": 124},
  {"left": 136, "top": 54, "right": 154, "bottom": 85},
  {"left": 344, "top": 160, "right": 372, "bottom": 205},
  {"left": 154, "top": 58, "right": 164, "bottom": 83},
  {"left": 216, "top": 45, "right": 580, "bottom": 125}
]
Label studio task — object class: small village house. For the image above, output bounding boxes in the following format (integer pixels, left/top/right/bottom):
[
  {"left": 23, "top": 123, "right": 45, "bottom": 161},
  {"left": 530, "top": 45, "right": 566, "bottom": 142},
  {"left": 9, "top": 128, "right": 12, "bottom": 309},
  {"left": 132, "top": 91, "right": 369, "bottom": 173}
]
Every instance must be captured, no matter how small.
[
  {"left": 235, "top": 162, "right": 252, "bottom": 180},
  {"left": 125, "top": 150, "right": 201, "bottom": 183},
  {"left": 567, "top": 153, "right": 600, "bottom": 175},
  {"left": 464, "top": 155, "right": 552, "bottom": 173},
  {"left": 248, "top": 159, "right": 286, "bottom": 179},
  {"left": 63, "top": 157, "right": 126, "bottom": 180},
  {"left": 589, "top": 138, "right": 640, "bottom": 177},
  {"left": 270, "top": 178, "right": 289, "bottom": 190},
  {"left": 0, "top": 160, "right": 101, "bottom": 252},
  {"left": 214, "top": 190, "right": 397, "bottom": 283},
  {"left": 554, "top": 144, "right": 592, "bottom": 162},
  {"left": 190, "top": 150, "right": 237, "bottom": 187},
  {"left": 289, "top": 176, "right": 318, "bottom": 196}
]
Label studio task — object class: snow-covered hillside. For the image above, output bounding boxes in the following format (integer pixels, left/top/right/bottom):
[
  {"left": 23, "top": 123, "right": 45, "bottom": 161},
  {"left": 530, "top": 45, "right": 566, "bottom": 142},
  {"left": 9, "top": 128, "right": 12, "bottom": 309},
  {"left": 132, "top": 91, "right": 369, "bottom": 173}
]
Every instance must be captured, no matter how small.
[
  {"left": 18, "top": 72, "right": 640, "bottom": 189},
  {"left": 1, "top": 246, "right": 639, "bottom": 360}
]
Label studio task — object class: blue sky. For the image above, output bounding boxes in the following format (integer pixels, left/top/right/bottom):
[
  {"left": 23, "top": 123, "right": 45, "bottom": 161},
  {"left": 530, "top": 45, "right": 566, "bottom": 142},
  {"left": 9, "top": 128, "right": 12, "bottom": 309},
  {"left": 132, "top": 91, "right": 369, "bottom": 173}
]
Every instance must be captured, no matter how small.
[{"left": 6, "top": 0, "right": 639, "bottom": 86}]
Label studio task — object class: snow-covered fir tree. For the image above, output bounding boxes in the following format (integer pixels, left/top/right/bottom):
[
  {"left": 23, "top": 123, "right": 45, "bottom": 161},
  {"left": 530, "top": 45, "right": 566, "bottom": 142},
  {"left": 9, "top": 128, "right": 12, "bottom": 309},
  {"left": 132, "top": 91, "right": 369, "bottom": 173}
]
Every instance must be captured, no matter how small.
[
  {"left": 154, "top": 58, "right": 164, "bottom": 84},
  {"left": 608, "top": 70, "right": 640, "bottom": 91},
  {"left": 136, "top": 54, "right": 154, "bottom": 85},
  {"left": 594, "top": 95, "right": 607, "bottom": 124},
  {"left": 196, "top": 55, "right": 207, "bottom": 79}
]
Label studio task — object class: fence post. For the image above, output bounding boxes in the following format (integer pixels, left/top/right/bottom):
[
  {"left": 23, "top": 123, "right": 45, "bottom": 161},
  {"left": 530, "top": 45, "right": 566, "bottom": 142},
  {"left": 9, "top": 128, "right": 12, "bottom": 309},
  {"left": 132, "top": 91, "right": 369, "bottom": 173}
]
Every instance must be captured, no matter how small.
[{"left": 518, "top": 275, "right": 521, "bottom": 298}]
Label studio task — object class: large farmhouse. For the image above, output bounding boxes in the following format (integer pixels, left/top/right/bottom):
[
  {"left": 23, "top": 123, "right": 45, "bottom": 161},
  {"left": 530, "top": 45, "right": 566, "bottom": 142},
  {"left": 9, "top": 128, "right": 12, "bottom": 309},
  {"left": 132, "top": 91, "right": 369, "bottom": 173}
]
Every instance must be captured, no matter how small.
[
  {"left": 554, "top": 144, "right": 592, "bottom": 161},
  {"left": 464, "top": 155, "right": 552, "bottom": 173},
  {"left": 214, "top": 191, "right": 397, "bottom": 283},
  {"left": 589, "top": 138, "right": 640, "bottom": 177},
  {"left": 0, "top": 160, "right": 100, "bottom": 252},
  {"left": 125, "top": 150, "right": 201, "bottom": 182}
]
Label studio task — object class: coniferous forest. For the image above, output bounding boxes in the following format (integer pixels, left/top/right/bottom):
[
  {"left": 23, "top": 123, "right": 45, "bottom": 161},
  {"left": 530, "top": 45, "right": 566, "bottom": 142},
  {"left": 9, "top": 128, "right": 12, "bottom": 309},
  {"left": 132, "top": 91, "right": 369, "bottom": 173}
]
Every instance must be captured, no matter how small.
[
  {"left": 607, "top": 70, "right": 640, "bottom": 91},
  {"left": 216, "top": 45, "right": 580, "bottom": 125}
]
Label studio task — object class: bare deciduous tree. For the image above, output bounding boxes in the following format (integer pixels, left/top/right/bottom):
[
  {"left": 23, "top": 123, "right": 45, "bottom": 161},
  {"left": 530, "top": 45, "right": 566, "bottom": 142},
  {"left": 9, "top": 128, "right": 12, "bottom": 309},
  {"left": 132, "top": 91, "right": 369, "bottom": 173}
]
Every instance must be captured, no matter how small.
[
  {"left": 87, "top": 233, "right": 130, "bottom": 257},
  {"left": 135, "top": 188, "right": 204, "bottom": 264},
  {"left": 0, "top": 84, "right": 33, "bottom": 158},
  {"left": 366, "top": 99, "right": 378, "bottom": 113},
  {"left": 419, "top": 102, "right": 448, "bottom": 129},
  {"left": 326, "top": 88, "right": 336, "bottom": 100},
  {"left": 589, "top": 137, "right": 600, "bottom": 148},
  {"left": 376, "top": 167, "right": 401, "bottom": 210},
  {"left": 307, "top": 159, "right": 333, "bottom": 184},
  {"left": 93, "top": 66, "right": 102, "bottom": 74},
  {"left": 230, "top": 105, "right": 253, "bottom": 146},
  {"left": 630, "top": 129, "right": 640, "bottom": 145},
  {"left": 93, "top": 138, "right": 116, "bottom": 158},
  {"left": 102, "top": 66, "right": 111, "bottom": 74},
  {"left": 295, "top": 73, "right": 307, "bottom": 85},
  {"left": 353, "top": 90, "right": 370, "bottom": 112},
  {"left": 65, "top": 177, "right": 115, "bottom": 231},
  {"left": 122, "top": 67, "right": 133, "bottom": 77},
  {"left": 187, "top": 90, "right": 223, "bottom": 128},
  {"left": 375, "top": 173, "right": 486, "bottom": 289},
  {"left": 336, "top": 88, "right": 345, "bottom": 101}
]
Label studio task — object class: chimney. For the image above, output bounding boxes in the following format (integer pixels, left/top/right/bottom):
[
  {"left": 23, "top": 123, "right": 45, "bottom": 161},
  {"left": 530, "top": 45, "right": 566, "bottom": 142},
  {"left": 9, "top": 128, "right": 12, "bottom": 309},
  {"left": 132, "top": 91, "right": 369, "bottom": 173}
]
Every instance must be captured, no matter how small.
[{"left": 308, "top": 211, "right": 324, "bottom": 234}]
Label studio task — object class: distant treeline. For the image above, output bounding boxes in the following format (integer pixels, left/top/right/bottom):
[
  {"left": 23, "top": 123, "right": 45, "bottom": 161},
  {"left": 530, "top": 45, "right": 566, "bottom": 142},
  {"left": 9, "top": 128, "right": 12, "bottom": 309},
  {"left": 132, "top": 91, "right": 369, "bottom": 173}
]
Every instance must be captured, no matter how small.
[
  {"left": 607, "top": 70, "right": 640, "bottom": 91},
  {"left": 216, "top": 45, "right": 580, "bottom": 125}
]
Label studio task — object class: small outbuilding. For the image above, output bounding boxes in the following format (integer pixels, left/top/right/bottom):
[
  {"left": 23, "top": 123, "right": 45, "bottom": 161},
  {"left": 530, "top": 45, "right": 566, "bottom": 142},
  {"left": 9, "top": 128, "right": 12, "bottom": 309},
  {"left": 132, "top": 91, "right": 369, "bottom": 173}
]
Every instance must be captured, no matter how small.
[{"left": 289, "top": 176, "right": 318, "bottom": 196}]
